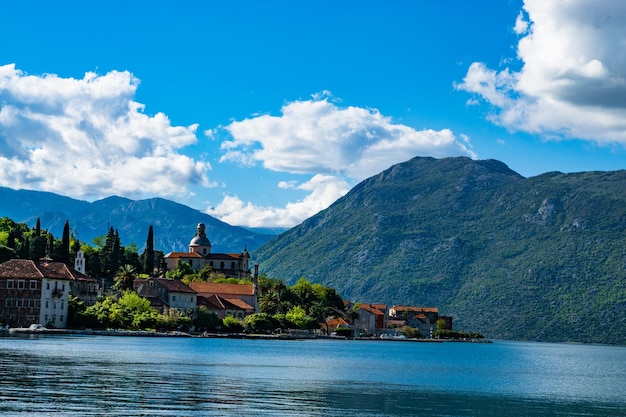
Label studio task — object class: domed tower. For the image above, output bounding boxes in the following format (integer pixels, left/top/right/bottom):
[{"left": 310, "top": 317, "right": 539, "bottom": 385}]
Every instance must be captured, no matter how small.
[{"left": 189, "top": 222, "right": 212, "bottom": 257}]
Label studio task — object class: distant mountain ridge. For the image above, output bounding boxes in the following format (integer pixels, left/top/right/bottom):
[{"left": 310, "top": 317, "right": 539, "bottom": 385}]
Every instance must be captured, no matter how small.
[
  {"left": 0, "top": 188, "right": 273, "bottom": 253},
  {"left": 252, "top": 156, "right": 626, "bottom": 345}
]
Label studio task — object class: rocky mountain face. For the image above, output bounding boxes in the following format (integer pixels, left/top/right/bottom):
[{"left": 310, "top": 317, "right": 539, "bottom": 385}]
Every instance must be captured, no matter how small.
[
  {"left": 252, "top": 156, "right": 626, "bottom": 344},
  {"left": 0, "top": 188, "right": 272, "bottom": 253}
]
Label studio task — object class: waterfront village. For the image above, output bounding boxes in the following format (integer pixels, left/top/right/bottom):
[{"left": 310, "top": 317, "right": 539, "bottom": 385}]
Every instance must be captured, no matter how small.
[{"left": 0, "top": 221, "right": 470, "bottom": 341}]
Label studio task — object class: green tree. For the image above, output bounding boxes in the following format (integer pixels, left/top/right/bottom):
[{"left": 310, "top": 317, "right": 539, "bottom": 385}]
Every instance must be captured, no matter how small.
[
  {"left": 285, "top": 305, "right": 317, "bottom": 330},
  {"left": 221, "top": 315, "right": 243, "bottom": 333},
  {"left": 0, "top": 245, "right": 17, "bottom": 263},
  {"left": 244, "top": 313, "right": 276, "bottom": 333},
  {"left": 142, "top": 225, "right": 155, "bottom": 275},
  {"left": 29, "top": 235, "right": 47, "bottom": 261},
  {"left": 60, "top": 220, "right": 70, "bottom": 264},
  {"left": 193, "top": 306, "right": 220, "bottom": 332},
  {"left": 113, "top": 264, "right": 138, "bottom": 292}
]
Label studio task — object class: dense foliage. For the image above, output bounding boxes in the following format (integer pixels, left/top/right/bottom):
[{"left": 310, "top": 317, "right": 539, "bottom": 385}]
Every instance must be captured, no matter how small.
[{"left": 253, "top": 156, "right": 626, "bottom": 345}]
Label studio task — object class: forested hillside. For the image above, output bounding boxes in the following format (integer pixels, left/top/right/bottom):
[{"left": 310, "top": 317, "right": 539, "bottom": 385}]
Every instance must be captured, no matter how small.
[
  {"left": 0, "top": 188, "right": 272, "bottom": 253},
  {"left": 253, "top": 156, "right": 626, "bottom": 344}
]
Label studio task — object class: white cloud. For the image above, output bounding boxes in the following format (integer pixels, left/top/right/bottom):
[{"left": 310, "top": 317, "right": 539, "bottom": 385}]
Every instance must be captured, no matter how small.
[
  {"left": 205, "top": 174, "right": 350, "bottom": 228},
  {"left": 211, "top": 93, "right": 474, "bottom": 228},
  {"left": 0, "top": 64, "right": 212, "bottom": 200},
  {"left": 220, "top": 94, "right": 472, "bottom": 181},
  {"left": 456, "top": 0, "right": 626, "bottom": 144}
]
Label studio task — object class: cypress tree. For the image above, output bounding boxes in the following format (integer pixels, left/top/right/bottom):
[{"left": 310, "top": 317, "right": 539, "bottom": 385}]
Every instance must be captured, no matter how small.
[
  {"left": 47, "top": 233, "right": 54, "bottom": 258},
  {"left": 61, "top": 220, "right": 71, "bottom": 265},
  {"left": 35, "top": 218, "right": 41, "bottom": 236},
  {"left": 142, "top": 225, "right": 155, "bottom": 275}
]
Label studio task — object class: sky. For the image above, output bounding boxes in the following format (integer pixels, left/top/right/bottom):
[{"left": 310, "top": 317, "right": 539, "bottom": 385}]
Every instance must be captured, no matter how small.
[{"left": 1, "top": 0, "right": 626, "bottom": 229}]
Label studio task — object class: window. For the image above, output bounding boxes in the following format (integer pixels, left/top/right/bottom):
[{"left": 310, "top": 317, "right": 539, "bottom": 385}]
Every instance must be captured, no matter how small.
[
  {"left": 172, "top": 295, "right": 177, "bottom": 302},
  {"left": 29, "top": 299, "right": 36, "bottom": 308},
  {"left": 231, "top": 262, "right": 235, "bottom": 270},
  {"left": 45, "top": 300, "right": 49, "bottom": 308},
  {"left": 30, "top": 281, "right": 37, "bottom": 290},
  {"left": 189, "top": 260, "right": 193, "bottom": 267},
  {"left": 16, "top": 299, "right": 23, "bottom": 307},
  {"left": 46, "top": 282, "right": 50, "bottom": 290},
  {"left": 6, "top": 280, "right": 14, "bottom": 289},
  {"left": 17, "top": 280, "right": 25, "bottom": 289},
  {"left": 220, "top": 262, "right": 224, "bottom": 269},
  {"left": 5, "top": 299, "right": 13, "bottom": 307}
]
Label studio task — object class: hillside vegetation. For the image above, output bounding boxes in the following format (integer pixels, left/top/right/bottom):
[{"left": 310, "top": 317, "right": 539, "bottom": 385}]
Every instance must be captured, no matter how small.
[
  {"left": 252, "top": 156, "right": 626, "bottom": 344},
  {"left": 0, "top": 189, "right": 272, "bottom": 253}
]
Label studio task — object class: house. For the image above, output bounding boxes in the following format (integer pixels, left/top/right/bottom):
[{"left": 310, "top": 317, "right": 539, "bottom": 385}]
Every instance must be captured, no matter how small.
[
  {"left": 164, "top": 223, "right": 252, "bottom": 279},
  {"left": 190, "top": 282, "right": 257, "bottom": 319},
  {"left": 197, "top": 294, "right": 254, "bottom": 319},
  {"left": 134, "top": 277, "right": 197, "bottom": 314},
  {"left": 389, "top": 305, "right": 448, "bottom": 338},
  {"left": 353, "top": 303, "right": 388, "bottom": 336},
  {"left": 0, "top": 258, "right": 98, "bottom": 328},
  {"left": 322, "top": 317, "right": 354, "bottom": 335}
]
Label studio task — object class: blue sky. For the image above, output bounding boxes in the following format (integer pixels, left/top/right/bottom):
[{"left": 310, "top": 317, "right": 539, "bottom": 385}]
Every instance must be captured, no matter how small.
[{"left": 1, "top": 1, "right": 626, "bottom": 228}]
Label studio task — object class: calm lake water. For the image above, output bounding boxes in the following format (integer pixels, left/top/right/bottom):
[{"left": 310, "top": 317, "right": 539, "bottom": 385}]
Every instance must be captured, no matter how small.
[{"left": 1, "top": 335, "right": 625, "bottom": 416}]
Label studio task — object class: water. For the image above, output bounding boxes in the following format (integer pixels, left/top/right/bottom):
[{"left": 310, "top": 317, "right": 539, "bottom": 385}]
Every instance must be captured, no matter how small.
[{"left": 1, "top": 335, "right": 625, "bottom": 416}]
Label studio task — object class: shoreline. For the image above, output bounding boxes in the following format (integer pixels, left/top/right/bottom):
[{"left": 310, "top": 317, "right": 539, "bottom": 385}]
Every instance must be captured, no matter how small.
[{"left": 5, "top": 327, "right": 491, "bottom": 342}]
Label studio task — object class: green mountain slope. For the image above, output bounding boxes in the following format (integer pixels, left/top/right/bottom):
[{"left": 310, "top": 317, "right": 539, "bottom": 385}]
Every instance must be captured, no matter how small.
[
  {"left": 0, "top": 188, "right": 272, "bottom": 253},
  {"left": 253, "top": 156, "right": 626, "bottom": 344}
]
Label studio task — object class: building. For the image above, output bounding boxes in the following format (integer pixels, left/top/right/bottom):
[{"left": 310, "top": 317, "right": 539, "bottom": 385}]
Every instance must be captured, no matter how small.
[
  {"left": 389, "top": 306, "right": 447, "bottom": 338},
  {"left": 0, "top": 259, "right": 98, "bottom": 328},
  {"left": 134, "top": 277, "right": 197, "bottom": 314},
  {"left": 163, "top": 223, "right": 252, "bottom": 279},
  {"left": 190, "top": 282, "right": 257, "bottom": 319},
  {"left": 353, "top": 303, "right": 388, "bottom": 336}
]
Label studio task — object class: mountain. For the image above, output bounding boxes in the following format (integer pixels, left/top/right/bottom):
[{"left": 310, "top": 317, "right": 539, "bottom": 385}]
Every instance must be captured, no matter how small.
[
  {"left": 252, "top": 156, "right": 626, "bottom": 345},
  {"left": 0, "top": 188, "right": 273, "bottom": 253}
]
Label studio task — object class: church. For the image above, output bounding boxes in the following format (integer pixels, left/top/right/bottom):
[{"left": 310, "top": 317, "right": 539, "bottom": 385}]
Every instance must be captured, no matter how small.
[{"left": 163, "top": 222, "right": 252, "bottom": 279}]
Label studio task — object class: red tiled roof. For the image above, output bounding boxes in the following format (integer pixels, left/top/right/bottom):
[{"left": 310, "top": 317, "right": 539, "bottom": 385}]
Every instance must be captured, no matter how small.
[
  {"left": 0, "top": 259, "right": 89, "bottom": 281},
  {"left": 189, "top": 282, "right": 255, "bottom": 296},
  {"left": 152, "top": 278, "right": 195, "bottom": 293},
  {"left": 224, "top": 298, "right": 254, "bottom": 311},
  {"left": 391, "top": 305, "right": 439, "bottom": 313},
  {"left": 206, "top": 253, "right": 241, "bottom": 260},
  {"left": 164, "top": 252, "right": 203, "bottom": 259},
  {"left": 358, "top": 303, "right": 386, "bottom": 316},
  {"left": 325, "top": 317, "right": 352, "bottom": 329},
  {"left": 198, "top": 294, "right": 252, "bottom": 311}
]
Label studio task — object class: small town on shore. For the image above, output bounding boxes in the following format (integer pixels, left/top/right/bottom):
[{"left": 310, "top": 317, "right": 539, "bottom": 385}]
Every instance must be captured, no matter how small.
[{"left": 0, "top": 219, "right": 486, "bottom": 342}]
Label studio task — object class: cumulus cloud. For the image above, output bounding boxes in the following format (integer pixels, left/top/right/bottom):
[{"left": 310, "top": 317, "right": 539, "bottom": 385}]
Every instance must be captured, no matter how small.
[
  {"left": 208, "top": 93, "right": 474, "bottom": 228},
  {"left": 220, "top": 94, "right": 472, "bottom": 181},
  {"left": 205, "top": 174, "right": 350, "bottom": 228},
  {"left": 456, "top": 0, "right": 626, "bottom": 143},
  {"left": 0, "top": 64, "right": 212, "bottom": 200}
]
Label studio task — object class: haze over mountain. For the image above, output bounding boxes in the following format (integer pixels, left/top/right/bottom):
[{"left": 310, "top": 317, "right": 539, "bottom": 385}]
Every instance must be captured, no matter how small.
[
  {"left": 0, "top": 188, "right": 273, "bottom": 253},
  {"left": 252, "top": 156, "right": 626, "bottom": 345}
]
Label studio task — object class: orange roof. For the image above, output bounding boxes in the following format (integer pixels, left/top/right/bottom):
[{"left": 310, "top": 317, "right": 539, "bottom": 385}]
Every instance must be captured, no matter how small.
[
  {"left": 391, "top": 305, "right": 439, "bottom": 313},
  {"left": 0, "top": 259, "right": 91, "bottom": 281},
  {"left": 358, "top": 303, "right": 386, "bottom": 316},
  {"left": 189, "top": 282, "right": 255, "bottom": 296},
  {"left": 165, "top": 252, "right": 203, "bottom": 259},
  {"left": 198, "top": 294, "right": 253, "bottom": 311},
  {"left": 151, "top": 278, "right": 195, "bottom": 294},
  {"left": 325, "top": 317, "right": 352, "bottom": 328},
  {"left": 224, "top": 298, "right": 254, "bottom": 310}
]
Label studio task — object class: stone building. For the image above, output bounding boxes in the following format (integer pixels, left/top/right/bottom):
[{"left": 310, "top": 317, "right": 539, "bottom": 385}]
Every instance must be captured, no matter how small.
[{"left": 163, "top": 223, "right": 252, "bottom": 278}]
